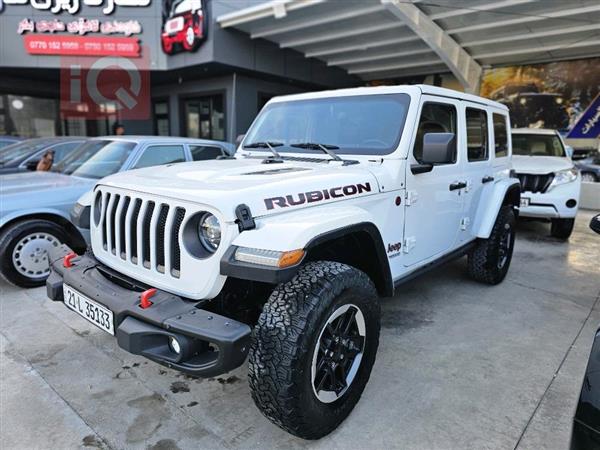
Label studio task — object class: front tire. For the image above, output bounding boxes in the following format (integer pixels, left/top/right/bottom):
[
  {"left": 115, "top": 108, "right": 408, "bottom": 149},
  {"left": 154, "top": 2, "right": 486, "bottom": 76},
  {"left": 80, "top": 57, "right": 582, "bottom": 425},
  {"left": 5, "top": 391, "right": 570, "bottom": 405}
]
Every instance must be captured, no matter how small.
[
  {"left": 468, "top": 205, "right": 516, "bottom": 285},
  {"left": 551, "top": 218, "right": 575, "bottom": 240},
  {"left": 0, "top": 219, "right": 66, "bottom": 288},
  {"left": 249, "top": 261, "right": 380, "bottom": 439}
]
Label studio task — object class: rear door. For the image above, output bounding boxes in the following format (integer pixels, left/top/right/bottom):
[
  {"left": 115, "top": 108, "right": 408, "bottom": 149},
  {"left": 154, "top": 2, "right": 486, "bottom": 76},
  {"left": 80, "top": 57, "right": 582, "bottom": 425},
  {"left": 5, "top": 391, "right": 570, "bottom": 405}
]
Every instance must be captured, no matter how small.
[
  {"left": 459, "top": 104, "right": 493, "bottom": 243},
  {"left": 403, "top": 96, "right": 465, "bottom": 267}
]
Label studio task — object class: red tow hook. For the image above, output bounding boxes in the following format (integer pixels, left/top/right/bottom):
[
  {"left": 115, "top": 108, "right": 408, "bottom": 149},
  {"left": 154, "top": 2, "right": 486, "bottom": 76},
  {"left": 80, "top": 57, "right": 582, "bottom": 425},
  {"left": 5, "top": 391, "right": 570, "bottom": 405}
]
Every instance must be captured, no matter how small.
[
  {"left": 63, "top": 252, "right": 77, "bottom": 268},
  {"left": 139, "top": 288, "right": 157, "bottom": 309}
]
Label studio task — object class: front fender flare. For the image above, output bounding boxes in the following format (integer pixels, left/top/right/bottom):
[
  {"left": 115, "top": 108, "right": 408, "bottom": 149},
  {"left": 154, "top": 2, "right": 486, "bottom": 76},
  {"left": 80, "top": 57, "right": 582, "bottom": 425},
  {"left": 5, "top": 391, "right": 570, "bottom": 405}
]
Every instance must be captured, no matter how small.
[{"left": 472, "top": 178, "right": 520, "bottom": 239}]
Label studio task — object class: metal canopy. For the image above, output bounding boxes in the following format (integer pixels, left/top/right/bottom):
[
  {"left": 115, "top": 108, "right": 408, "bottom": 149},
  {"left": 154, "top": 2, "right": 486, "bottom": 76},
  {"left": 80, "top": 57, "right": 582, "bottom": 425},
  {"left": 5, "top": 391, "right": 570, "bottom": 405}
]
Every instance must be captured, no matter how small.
[{"left": 218, "top": 0, "right": 600, "bottom": 92}]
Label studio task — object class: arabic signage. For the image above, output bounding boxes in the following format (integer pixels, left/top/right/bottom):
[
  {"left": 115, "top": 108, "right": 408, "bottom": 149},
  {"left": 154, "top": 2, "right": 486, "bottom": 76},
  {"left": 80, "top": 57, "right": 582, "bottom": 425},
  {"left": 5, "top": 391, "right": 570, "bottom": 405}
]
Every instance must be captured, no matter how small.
[
  {"left": 567, "top": 93, "right": 600, "bottom": 139},
  {"left": 18, "top": 17, "right": 141, "bottom": 35},
  {"left": 0, "top": 0, "right": 150, "bottom": 15}
]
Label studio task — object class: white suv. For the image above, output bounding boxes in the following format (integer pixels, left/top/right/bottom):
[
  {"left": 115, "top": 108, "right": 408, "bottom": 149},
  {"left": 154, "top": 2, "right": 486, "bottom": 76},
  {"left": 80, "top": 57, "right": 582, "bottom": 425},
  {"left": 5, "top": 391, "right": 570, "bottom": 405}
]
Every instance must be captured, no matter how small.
[
  {"left": 512, "top": 128, "right": 581, "bottom": 239},
  {"left": 47, "top": 85, "right": 520, "bottom": 439}
]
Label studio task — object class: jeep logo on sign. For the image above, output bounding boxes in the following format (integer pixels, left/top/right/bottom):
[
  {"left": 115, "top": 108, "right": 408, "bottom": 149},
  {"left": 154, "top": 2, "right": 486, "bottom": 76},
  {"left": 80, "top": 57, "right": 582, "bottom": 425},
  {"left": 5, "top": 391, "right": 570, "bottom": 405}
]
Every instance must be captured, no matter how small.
[{"left": 264, "top": 182, "right": 372, "bottom": 210}]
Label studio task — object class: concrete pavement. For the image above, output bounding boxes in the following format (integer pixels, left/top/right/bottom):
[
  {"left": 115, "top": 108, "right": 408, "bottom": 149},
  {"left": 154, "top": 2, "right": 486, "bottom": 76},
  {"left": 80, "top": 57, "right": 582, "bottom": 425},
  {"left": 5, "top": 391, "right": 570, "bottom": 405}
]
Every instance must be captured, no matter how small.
[{"left": 1, "top": 210, "right": 599, "bottom": 450}]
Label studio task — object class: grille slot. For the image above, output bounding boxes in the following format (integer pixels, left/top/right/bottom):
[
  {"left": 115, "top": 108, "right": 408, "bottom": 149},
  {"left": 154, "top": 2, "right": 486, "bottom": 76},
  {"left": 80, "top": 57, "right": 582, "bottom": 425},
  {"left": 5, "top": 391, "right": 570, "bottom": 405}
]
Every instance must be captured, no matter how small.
[
  {"left": 142, "top": 202, "right": 155, "bottom": 268},
  {"left": 156, "top": 205, "right": 170, "bottom": 272},
  {"left": 95, "top": 189, "right": 192, "bottom": 280},
  {"left": 517, "top": 173, "right": 554, "bottom": 193}
]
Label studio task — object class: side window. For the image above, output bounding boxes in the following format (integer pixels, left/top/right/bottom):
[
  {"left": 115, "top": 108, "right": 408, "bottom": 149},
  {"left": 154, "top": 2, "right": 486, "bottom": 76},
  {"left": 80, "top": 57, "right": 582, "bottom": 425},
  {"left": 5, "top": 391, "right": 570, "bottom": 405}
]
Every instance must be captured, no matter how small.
[
  {"left": 466, "top": 108, "right": 488, "bottom": 162},
  {"left": 133, "top": 145, "right": 186, "bottom": 169},
  {"left": 50, "top": 142, "right": 82, "bottom": 163},
  {"left": 493, "top": 113, "right": 509, "bottom": 157},
  {"left": 190, "top": 145, "right": 223, "bottom": 161},
  {"left": 414, "top": 102, "right": 457, "bottom": 164}
]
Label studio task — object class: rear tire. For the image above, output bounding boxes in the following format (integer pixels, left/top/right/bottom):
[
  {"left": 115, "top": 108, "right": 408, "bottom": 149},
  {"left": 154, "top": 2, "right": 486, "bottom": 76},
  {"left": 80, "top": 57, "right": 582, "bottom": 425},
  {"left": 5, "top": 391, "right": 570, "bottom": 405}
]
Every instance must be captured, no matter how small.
[
  {"left": 248, "top": 261, "right": 380, "bottom": 439},
  {"left": 551, "top": 218, "right": 575, "bottom": 240},
  {"left": 468, "top": 205, "right": 516, "bottom": 285},
  {"left": 0, "top": 219, "right": 66, "bottom": 288}
]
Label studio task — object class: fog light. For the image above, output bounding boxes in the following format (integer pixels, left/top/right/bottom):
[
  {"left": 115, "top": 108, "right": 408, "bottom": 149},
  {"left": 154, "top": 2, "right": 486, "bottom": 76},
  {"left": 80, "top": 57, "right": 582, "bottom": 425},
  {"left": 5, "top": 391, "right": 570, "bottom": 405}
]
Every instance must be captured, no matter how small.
[{"left": 168, "top": 336, "right": 181, "bottom": 355}]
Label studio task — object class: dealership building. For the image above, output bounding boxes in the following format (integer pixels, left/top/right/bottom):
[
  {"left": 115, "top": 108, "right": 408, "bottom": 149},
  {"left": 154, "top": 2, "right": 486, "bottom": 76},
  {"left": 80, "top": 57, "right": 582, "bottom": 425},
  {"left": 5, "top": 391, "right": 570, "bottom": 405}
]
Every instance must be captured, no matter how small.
[{"left": 0, "top": 0, "right": 599, "bottom": 146}]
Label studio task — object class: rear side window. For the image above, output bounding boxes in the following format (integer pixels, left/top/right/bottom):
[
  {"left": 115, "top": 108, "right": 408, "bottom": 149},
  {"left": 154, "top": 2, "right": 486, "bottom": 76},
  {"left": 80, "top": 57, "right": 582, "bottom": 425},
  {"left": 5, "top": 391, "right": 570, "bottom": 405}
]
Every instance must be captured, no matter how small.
[
  {"left": 466, "top": 108, "right": 488, "bottom": 162},
  {"left": 133, "top": 145, "right": 186, "bottom": 169},
  {"left": 413, "top": 102, "right": 457, "bottom": 164},
  {"left": 190, "top": 145, "right": 223, "bottom": 161},
  {"left": 493, "top": 114, "right": 509, "bottom": 157}
]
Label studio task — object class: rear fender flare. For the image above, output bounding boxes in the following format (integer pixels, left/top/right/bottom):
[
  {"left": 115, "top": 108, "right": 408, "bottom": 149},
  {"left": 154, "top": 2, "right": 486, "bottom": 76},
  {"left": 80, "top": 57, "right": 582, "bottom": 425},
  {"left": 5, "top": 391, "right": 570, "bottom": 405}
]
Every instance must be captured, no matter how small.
[{"left": 472, "top": 178, "right": 520, "bottom": 239}]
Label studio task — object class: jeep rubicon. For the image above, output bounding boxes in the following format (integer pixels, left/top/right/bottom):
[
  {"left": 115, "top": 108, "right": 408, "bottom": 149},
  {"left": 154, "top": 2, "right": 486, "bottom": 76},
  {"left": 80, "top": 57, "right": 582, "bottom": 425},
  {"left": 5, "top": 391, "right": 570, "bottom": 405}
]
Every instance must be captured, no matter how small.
[{"left": 46, "top": 85, "right": 520, "bottom": 439}]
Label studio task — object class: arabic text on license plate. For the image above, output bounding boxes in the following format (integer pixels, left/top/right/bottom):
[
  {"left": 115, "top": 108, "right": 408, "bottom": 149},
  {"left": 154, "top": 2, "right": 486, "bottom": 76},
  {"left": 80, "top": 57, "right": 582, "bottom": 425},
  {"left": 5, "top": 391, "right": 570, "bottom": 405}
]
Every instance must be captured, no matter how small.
[
  {"left": 63, "top": 285, "right": 114, "bottom": 335},
  {"left": 520, "top": 198, "right": 530, "bottom": 207}
]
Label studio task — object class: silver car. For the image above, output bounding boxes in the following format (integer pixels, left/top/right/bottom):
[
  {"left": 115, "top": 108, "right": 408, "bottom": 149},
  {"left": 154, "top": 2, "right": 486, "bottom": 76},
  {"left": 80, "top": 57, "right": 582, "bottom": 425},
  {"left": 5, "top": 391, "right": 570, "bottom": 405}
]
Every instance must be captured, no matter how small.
[{"left": 0, "top": 136, "right": 235, "bottom": 287}]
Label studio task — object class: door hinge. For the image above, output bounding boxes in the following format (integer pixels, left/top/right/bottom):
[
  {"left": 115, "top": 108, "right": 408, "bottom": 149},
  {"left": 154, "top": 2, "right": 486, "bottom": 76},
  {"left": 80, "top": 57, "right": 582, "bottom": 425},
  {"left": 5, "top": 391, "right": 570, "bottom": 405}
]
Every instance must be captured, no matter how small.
[
  {"left": 465, "top": 180, "right": 472, "bottom": 193},
  {"left": 403, "top": 236, "right": 416, "bottom": 253},
  {"left": 460, "top": 217, "right": 470, "bottom": 230},
  {"left": 405, "top": 190, "right": 418, "bottom": 206}
]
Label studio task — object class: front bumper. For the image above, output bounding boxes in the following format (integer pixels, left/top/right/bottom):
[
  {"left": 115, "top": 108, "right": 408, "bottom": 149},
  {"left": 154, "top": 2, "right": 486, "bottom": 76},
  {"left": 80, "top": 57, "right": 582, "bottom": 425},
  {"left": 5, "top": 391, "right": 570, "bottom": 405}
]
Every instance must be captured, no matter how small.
[
  {"left": 46, "top": 245, "right": 251, "bottom": 377},
  {"left": 519, "top": 180, "right": 581, "bottom": 219}
]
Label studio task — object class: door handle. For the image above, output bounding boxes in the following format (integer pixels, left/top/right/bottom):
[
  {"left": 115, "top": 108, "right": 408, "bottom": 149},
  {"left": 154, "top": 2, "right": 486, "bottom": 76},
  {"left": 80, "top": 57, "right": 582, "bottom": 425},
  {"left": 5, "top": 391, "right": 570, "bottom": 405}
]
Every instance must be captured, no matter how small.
[
  {"left": 482, "top": 176, "right": 494, "bottom": 184},
  {"left": 449, "top": 181, "right": 467, "bottom": 191}
]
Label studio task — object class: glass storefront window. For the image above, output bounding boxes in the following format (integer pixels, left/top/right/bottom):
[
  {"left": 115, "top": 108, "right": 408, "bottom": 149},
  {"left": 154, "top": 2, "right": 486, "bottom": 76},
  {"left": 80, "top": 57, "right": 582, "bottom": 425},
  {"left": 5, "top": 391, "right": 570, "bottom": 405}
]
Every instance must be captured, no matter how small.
[
  {"left": 153, "top": 100, "right": 170, "bottom": 136},
  {"left": 0, "top": 95, "right": 58, "bottom": 137},
  {"left": 183, "top": 95, "right": 224, "bottom": 140}
]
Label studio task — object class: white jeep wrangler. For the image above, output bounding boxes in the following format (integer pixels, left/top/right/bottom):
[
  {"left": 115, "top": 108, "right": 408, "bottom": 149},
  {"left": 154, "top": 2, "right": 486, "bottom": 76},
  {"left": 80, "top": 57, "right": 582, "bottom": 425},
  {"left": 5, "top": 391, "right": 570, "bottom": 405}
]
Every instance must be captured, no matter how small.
[{"left": 47, "top": 85, "right": 520, "bottom": 439}]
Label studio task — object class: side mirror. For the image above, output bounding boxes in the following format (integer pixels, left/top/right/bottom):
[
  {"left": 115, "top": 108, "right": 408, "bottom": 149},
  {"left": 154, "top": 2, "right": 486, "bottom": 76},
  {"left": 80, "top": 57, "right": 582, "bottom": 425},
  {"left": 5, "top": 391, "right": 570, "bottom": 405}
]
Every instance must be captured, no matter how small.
[
  {"left": 565, "top": 145, "right": 574, "bottom": 158},
  {"left": 235, "top": 134, "right": 245, "bottom": 146},
  {"left": 591, "top": 214, "right": 600, "bottom": 235},
  {"left": 412, "top": 133, "right": 456, "bottom": 174}
]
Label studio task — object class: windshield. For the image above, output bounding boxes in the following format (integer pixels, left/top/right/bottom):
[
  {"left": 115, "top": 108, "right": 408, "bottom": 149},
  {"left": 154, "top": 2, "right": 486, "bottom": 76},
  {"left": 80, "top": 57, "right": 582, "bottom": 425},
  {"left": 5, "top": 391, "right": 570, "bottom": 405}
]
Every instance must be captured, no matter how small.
[
  {"left": 0, "top": 140, "right": 51, "bottom": 164},
  {"left": 512, "top": 134, "right": 566, "bottom": 157},
  {"left": 244, "top": 94, "right": 411, "bottom": 156},
  {"left": 54, "top": 140, "right": 136, "bottom": 178}
]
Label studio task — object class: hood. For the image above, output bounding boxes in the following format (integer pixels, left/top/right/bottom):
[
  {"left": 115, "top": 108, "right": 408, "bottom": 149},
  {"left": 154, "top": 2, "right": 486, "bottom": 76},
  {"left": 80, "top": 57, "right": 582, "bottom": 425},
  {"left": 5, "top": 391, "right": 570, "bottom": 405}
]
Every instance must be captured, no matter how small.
[
  {"left": 0, "top": 171, "right": 95, "bottom": 213},
  {"left": 98, "top": 158, "right": 380, "bottom": 221},
  {"left": 512, "top": 155, "right": 573, "bottom": 175},
  {"left": 0, "top": 171, "right": 94, "bottom": 195}
]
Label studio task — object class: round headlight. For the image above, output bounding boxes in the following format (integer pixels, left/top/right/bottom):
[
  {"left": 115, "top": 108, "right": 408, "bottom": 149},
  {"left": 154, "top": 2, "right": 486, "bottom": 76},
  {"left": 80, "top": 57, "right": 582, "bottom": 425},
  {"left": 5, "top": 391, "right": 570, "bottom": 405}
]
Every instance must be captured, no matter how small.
[{"left": 198, "top": 213, "right": 221, "bottom": 252}]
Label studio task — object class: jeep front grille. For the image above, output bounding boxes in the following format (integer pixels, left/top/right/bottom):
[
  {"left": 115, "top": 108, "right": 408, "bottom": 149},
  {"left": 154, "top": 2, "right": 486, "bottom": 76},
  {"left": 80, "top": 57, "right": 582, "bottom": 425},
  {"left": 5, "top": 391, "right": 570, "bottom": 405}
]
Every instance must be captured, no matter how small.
[
  {"left": 95, "top": 190, "right": 186, "bottom": 278},
  {"left": 516, "top": 173, "right": 554, "bottom": 194}
]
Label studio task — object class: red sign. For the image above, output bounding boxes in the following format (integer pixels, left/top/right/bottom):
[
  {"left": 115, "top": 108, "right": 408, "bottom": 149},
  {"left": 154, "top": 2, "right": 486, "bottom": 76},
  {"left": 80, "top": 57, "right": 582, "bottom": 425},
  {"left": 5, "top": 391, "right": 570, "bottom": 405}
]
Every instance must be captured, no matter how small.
[{"left": 24, "top": 35, "right": 140, "bottom": 57}]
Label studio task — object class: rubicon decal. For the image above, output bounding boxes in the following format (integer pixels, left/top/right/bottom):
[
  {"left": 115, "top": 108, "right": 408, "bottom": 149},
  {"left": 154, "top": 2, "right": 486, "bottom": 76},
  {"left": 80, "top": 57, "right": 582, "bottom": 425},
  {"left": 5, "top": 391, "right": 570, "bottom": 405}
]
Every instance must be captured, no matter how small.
[{"left": 264, "top": 182, "right": 372, "bottom": 210}]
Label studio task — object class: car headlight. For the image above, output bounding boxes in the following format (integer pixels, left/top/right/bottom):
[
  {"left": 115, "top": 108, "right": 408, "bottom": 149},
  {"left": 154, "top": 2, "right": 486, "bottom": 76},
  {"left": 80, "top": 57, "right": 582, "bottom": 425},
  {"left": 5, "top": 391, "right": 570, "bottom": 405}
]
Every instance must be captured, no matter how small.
[
  {"left": 198, "top": 213, "right": 221, "bottom": 252},
  {"left": 548, "top": 168, "right": 578, "bottom": 191}
]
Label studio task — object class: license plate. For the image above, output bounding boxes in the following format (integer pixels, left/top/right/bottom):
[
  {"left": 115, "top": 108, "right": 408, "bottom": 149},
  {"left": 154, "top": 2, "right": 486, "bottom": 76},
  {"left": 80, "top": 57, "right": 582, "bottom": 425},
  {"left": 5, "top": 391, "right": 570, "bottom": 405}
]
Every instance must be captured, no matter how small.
[
  {"left": 63, "top": 285, "right": 114, "bottom": 335},
  {"left": 520, "top": 197, "right": 530, "bottom": 207}
]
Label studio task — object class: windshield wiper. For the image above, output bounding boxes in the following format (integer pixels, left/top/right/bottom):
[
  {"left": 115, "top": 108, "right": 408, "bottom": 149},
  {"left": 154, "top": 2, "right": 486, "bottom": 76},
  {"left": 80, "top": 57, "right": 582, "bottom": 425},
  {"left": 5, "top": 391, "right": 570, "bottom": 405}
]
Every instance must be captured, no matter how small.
[
  {"left": 291, "top": 142, "right": 342, "bottom": 162},
  {"left": 243, "top": 141, "right": 284, "bottom": 160}
]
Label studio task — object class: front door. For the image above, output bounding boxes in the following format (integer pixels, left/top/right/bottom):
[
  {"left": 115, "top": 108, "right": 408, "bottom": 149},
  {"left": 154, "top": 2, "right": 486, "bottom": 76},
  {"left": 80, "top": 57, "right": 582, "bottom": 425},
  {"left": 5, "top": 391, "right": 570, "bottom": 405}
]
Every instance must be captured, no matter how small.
[{"left": 403, "top": 96, "right": 465, "bottom": 267}]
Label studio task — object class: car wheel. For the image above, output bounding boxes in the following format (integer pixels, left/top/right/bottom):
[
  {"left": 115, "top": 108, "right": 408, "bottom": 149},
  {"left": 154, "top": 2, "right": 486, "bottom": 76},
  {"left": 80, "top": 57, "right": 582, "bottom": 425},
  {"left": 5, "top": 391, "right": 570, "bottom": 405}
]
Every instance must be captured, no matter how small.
[
  {"left": 467, "top": 205, "right": 516, "bottom": 285},
  {"left": 551, "top": 218, "right": 575, "bottom": 240},
  {"left": 0, "top": 219, "right": 66, "bottom": 288},
  {"left": 182, "top": 26, "right": 196, "bottom": 51},
  {"left": 581, "top": 172, "right": 597, "bottom": 183},
  {"left": 248, "top": 261, "right": 380, "bottom": 439}
]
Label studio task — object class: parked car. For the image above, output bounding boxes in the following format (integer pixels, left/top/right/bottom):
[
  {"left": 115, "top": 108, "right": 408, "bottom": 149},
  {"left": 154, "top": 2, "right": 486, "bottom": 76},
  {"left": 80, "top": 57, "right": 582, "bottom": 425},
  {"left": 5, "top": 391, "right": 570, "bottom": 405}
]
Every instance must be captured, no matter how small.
[
  {"left": 0, "top": 137, "right": 86, "bottom": 175},
  {"left": 512, "top": 128, "right": 581, "bottom": 239},
  {"left": 570, "top": 213, "right": 600, "bottom": 450},
  {"left": 0, "top": 136, "right": 234, "bottom": 287},
  {"left": 574, "top": 153, "right": 600, "bottom": 182},
  {"left": 0, "top": 135, "right": 23, "bottom": 149},
  {"left": 46, "top": 85, "right": 520, "bottom": 439}
]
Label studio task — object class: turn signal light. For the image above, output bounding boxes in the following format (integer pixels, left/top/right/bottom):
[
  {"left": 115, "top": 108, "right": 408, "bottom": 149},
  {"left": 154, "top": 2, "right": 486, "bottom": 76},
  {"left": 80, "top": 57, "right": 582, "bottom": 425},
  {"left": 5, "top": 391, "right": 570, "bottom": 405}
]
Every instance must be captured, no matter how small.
[
  {"left": 277, "top": 249, "right": 305, "bottom": 268},
  {"left": 234, "top": 247, "right": 305, "bottom": 268}
]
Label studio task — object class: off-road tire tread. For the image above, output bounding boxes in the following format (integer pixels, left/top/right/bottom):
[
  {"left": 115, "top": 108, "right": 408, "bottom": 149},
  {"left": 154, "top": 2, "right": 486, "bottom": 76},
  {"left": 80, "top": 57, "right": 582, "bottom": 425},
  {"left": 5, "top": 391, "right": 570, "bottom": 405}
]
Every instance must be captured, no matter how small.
[
  {"left": 467, "top": 205, "right": 515, "bottom": 285},
  {"left": 248, "top": 261, "right": 379, "bottom": 439}
]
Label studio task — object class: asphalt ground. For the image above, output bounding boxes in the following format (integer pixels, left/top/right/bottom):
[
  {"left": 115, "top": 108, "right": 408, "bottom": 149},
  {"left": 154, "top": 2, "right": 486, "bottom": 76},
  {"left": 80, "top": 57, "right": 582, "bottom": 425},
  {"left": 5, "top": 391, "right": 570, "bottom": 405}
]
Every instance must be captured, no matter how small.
[{"left": 1, "top": 209, "right": 599, "bottom": 450}]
